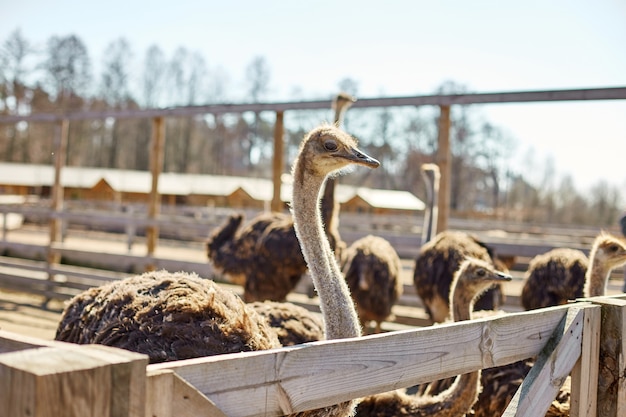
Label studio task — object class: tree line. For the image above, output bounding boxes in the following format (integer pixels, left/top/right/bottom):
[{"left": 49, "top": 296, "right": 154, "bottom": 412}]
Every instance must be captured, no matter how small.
[{"left": 0, "top": 29, "right": 622, "bottom": 227}]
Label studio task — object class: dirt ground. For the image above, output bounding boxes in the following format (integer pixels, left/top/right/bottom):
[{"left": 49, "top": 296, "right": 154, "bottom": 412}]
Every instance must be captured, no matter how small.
[{"left": 0, "top": 288, "right": 65, "bottom": 340}]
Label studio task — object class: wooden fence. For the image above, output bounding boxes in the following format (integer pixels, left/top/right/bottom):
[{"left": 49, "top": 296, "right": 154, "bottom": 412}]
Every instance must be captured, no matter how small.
[{"left": 2, "top": 296, "right": 626, "bottom": 417}]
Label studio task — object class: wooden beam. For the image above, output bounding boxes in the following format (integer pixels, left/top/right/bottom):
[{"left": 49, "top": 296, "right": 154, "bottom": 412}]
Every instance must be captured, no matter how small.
[
  {"left": 47, "top": 118, "right": 68, "bottom": 284},
  {"left": 271, "top": 111, "right": 284, "bottom": 212},
  {"left": 149, "top": 305, "right": 587, "bottom": 417},
  {"left": 145, "top": 116, "right": 165, "bottom": 270},
  {"left": 502, "top": 306, "right": 595, "bottom": 417},
  {"left": 1, "top": 86, "right": 625, "bottom": 123},
  {"left": 570, "top": 303, "right": 601, "bottom": 417},
  {"left": 436, "top": 105, "right": 451, "bottom": 232}
]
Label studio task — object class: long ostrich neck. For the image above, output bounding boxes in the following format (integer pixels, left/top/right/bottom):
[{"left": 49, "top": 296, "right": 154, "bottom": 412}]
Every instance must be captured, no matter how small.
[
  {"left": 420, "top": 169, "right": 439, "bottom": 244},
  {"left": 424, "top": 279, "right": 482, "bottom": 416},
  {"left": 584, "top": 246, "right": 611, "bottom": 297},
  {"left": 292, "top": 166, "right": 361, "bottom": 339}
]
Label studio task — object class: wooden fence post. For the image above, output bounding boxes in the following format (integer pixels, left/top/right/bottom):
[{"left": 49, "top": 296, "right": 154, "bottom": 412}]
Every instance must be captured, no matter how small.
[
  {"left": 0, "top": 343, "right": 148, "bottom": 417},
  {"left": 146, "top": 116, "right": 165, "bottom": 271},
  {"left": 271, "top": 111, "right": 284, "bottom": 213},
  {"left": 570, "top": 303, "right": 601, "bottom": 417},
  {"left": 436, "top": 105, "right": 450, "bottom": 233}
]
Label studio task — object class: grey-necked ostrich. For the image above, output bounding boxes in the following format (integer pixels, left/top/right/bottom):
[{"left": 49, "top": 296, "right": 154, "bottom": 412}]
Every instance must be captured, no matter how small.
[
  {"left": 206, "top": 93, "right": 355, "bottom": 302},
  {"left": 471, "top": 231, "right": 626, "bottom": 417},
  {"left": 354, "top": 257, "right": 512, "bottom": 417},
  {"left": 413, "top": 164, "right": 507, "bottom": 323},
  {"left": 56, "top": 123, "right": 379, "bottom": 417},
  {"left": 341, "top": 234, "right": 403, "bottom": 334}
]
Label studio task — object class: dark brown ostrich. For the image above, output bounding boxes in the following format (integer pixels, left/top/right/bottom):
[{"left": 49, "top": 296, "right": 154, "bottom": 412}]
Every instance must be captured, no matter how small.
[
  {"left": 55, "top": 270, "right": 281, "bottom": 363},
  {"left": 354, "top": 257, "right": 512, "bottom": 417},
  {"left": 471, "top": 231, "right": 626, "bottom": 417},
  {"left": 206, "top": 93, "right": 355, "bottom": 303},
  {"left": 340, "top": 234, "right": 403, "bottom": 333},
  {"left": 57, "top": 123, "right": 380, "bottom": 417},
  {"left": 413, "top": 230, "right": 508, "bottom": 323},
  {"left": 520, "top": 248, "right": 588, "bottom": 310},
  {"left": 249, "top": 300, "right": 324, "bottom": 346},
  {"left": 521, "top": 231, "right": 626, "bottom": 310}
]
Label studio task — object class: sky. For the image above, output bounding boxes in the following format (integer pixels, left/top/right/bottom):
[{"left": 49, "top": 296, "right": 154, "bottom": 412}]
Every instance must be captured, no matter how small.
[{"left": 2, "top": 0, "right": 626, "bottom": 194}]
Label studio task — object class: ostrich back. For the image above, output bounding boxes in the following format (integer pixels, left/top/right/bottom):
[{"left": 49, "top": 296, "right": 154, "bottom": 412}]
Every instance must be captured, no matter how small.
[
  {"left": 342, "top": 235, "right": 403, "bottom": 325},
  {"left": 55, "top": 270, "right": 281, "bottom": 363},
  {"left": 249, "top": 300, "right": 325, "bottom": 346},
  {"left": 413, "top": 231, "right": 505, "bottom": 323},
  {"left": 521, "top": 248, "right": 588, "bottom": 310}
]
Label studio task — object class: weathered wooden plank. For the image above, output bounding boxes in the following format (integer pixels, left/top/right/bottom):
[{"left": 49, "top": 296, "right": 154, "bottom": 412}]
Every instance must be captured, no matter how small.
[
  {"left": 590, "top": 297, "right": 626, "bottom": 417},
  {"left": 570, "top": 304, "right": 601, "bottom": 417},
  {"left": 150, "top": 304, "right": 591, "bottom": 417},
  {"left": 0, "top": 343, "right": 148, "bottom": 417},
  {"left": 502, "top": 306, "right": 589, "bottom": 417}
]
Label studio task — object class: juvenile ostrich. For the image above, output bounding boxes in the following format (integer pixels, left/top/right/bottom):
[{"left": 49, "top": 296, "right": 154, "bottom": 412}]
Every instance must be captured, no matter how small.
[
  {"left": 413, "top": 230, "right": 507, "bottom": 323},
  {"left": 355, "top": 257, "right": 512, "bottom": 417},
  {"left": 206, "top": 93, "right": 355, "bottom": 302},
  {"left": 57, "top": 123, "right": 379, "bottom": 417},
  {"left": 341, "top": 234, "right": 403, "bottom": 333},
  {"left": 521, "top": 231, "right": 626, "bottom": 310},
  {"left": 471, "top": 231, "right": 626, "bottom": 417},
  {"left": 249, "top": 300, "right": 324, "bottom": 346},
  {"left": 520, "top": 248, "right": 588, "bottom": 310},
  {"left": 413, "top": 163, "right": 506, "bottom": 323}
]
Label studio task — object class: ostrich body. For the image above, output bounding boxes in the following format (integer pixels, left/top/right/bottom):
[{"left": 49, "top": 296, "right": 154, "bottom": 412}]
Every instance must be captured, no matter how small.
[
  {"left": 472, "top": 232, "right": 626, "bottom": 417},
  {"left": 521, "top": 231, "right": 626, "bottom": 310},
  {"left": 413, "top": 230, "right": 507, "bottom": 323},
  {"left": 206, "top": 94, "right": 355, "bottom": 303},
  {"left": 520, "top": 248, "right": 588, "bottom": 310},
  {"left": 341, "top": 234, "right": 403, "bottom": 333},
  {"left": 354, "top": 257, "right": 512, "bottom": 417},
  {"left": 55, "top": 270, "right": 281, "bottom": 363},
  {"left": 56, "top": 123, "right": 379, "bottom": 417},
  {"left": 249, "top": 300, "right": 324, "bottom": 346}
]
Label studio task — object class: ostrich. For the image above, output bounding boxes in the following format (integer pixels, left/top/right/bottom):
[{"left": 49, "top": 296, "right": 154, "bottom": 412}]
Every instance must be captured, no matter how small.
[
  {"left": 341, "top": 234, "right": 403, "bottom": 333},
  {"left": 413, "top": 230, "right": 508, "bottom": 323},
  {"left": 249, "top": 300, "right": 324, "bottom": 346},
  {"left": 56, "top": 123, "right": 379, "bottom": 417},
  {"left": 354, "top": 257, "right": 512, "bottom": 417},
  {"left": 206, "top": 93, "right": 355, "bottom": 302},
  {"left": 413, "top": 162, "right": 506, "bottom": 323},
  {"left": 471, "top": 231, "right": 626, "bottom": 417},
  {"left": 54, "top": 270, "right": 282, "bottom": 363},
  {"left": 521, "top": 231, "right": 626, "bottom": 310},
  {"left": 520, "top": 248, "right": 588, "bottom": 310}
]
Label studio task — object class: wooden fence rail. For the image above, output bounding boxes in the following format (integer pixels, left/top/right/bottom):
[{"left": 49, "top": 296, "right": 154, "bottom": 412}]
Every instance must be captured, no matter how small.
[{"left": 3, "top": 298, "right": 626, "bottom": 417}]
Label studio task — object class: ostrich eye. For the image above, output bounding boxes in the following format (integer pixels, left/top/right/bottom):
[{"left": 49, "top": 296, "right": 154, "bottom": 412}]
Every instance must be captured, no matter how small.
[
  {"left": 324, "top": 140, "right": 338, "bottom": 151},
  {"left": 476, "top": 268, "right": 486, "bottom": 277},
  {"left": 608, "top": 244, "right": 619, "bottom": 253}
]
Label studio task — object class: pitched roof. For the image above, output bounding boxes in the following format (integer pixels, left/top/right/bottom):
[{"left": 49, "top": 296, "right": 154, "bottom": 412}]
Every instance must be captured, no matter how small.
[{"left": 0, "top": 162, "right": 424, "bottom": 211}]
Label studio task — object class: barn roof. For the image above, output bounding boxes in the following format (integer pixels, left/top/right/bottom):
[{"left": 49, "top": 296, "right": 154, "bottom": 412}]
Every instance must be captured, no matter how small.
[{"left": 0, "top": 162, "right": 424, "bottom": 211}]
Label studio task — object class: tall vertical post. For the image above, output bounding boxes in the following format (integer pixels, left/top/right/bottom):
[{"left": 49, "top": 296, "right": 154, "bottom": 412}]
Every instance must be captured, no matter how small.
[
  {"left": 145, "top": 116, "right": 165, "bottom": 271},
  {"left": 436, "top": 105, "right": 451, "bottom": 233},
  {"left": 271, "top": 111, "right": 284, "bottom": 213},
  {"left": 47, "top": 119, "right": 69, "bottom": 273}
]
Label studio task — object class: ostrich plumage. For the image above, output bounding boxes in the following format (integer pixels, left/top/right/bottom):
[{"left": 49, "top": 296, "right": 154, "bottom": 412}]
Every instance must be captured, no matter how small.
[
  {"left": 55, "top": 270, "right": 281, "bottom": 363},
  {"left": 341, "top": 234, "right": 403, "bottom": 333},
  {"left": 413, "top": 230, "right": 507, "bottom": 323},
  {"left": 249, "top": 300, "right": 324, "bottom": 346}
]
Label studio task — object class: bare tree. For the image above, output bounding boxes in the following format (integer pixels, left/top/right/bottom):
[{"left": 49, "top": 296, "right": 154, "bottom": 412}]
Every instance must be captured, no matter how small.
[
  {"left": 244, "top": 56, "right": 271, "bottom": 172},
  {"left": 0, "top": 29, "right": 36, "bottom": 161}
]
